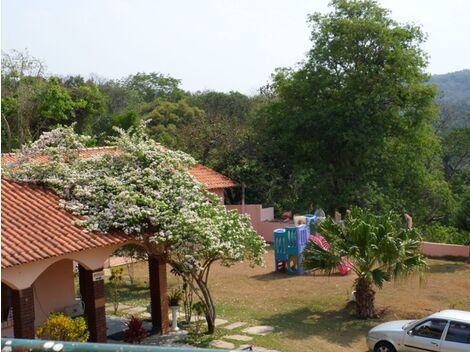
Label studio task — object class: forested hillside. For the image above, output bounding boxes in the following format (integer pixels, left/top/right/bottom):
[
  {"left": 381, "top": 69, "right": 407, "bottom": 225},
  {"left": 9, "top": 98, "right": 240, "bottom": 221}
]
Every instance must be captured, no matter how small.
[
  {"left": 1, "top": 1, "right": 469, "bottom": 244},
  {"left": 432, "top": 69, "right": 470, "bottom": 130}
]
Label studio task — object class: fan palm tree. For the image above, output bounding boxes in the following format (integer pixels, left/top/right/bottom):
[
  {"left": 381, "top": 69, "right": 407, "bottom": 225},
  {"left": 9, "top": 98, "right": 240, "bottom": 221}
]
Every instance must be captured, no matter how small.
[{"left": 303, "top": 208, "right": 427, "bottom": 318}]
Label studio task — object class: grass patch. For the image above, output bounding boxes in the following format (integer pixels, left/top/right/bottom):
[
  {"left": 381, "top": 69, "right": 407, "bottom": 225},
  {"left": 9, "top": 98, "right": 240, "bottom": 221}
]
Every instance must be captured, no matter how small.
[{"left": 101, "top": 248, "right": 470, "bottom": 352}]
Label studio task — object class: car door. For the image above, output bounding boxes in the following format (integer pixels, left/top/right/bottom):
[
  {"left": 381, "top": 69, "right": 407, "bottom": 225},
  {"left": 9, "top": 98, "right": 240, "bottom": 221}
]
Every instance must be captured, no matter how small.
[
  {"left": 440, "top": 320, "right": 470, "bottom": 352},
  {"left": 403, "top": 319, "right": 448, "bottom": 352}
]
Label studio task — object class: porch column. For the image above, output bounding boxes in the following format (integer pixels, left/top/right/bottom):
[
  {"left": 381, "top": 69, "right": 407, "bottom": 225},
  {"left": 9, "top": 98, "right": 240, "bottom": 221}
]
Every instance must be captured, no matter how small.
[
  {"left": 78, "top": 265, "right": 106, "bottom": 342},
  {"left": 12, "top": 287, "right": 35, "bottom": 339},
  {"left": 148, "top": 256, "right": 169, "bottom": 334}
]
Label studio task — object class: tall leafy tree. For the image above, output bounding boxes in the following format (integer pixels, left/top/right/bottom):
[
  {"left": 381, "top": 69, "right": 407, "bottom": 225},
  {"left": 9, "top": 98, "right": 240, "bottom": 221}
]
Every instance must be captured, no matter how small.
[{"left": 257, "top": 0, "right": 451, "bottom": 221}]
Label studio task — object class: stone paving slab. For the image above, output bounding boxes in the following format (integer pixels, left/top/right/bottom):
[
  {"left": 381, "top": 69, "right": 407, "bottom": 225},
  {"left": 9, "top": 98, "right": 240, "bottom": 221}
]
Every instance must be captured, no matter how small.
[
  {"left": 215, "top": 318, "right": 229, "bottom": 326},
  {"left": 106, "top": 303, "right": 131, "bottom": 311},
  {"left": 224, "top": 321, "right": 248, "bottom": 330},
  {"left": 224, "top": 334, "right": 253, "bottom": 341},
  {"left": 242, "top": 325, "right": 274, "bottom": 336},
  {"left": 126, "top": 306, "right": 147, "bottom": 314},
  {"left": 209, "top": 340, "right": 235, "bottom": 349},
  {"left": 239, "top": 345, "right": 281, "bottom": 352}
]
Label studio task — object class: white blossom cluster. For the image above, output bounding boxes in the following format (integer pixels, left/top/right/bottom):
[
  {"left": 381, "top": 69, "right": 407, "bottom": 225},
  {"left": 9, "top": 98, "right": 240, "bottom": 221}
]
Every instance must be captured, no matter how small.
[{"left": 5, "top": 125, "right": 266, "bottom": 272}]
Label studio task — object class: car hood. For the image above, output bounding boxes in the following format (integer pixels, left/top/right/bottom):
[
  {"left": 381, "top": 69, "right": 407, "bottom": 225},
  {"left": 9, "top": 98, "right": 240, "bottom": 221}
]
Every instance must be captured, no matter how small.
[{"left": 369, "top": 320, "right": 414, "bottom": 334}]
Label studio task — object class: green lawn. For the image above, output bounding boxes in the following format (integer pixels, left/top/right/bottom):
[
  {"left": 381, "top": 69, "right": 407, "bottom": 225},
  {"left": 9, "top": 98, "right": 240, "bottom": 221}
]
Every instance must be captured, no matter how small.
[{"left": 104, "top": 247, "right": 470, "bottom": 352}]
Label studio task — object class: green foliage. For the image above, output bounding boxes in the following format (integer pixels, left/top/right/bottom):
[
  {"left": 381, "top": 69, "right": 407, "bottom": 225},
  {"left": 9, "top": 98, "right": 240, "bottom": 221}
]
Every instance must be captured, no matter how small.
[
  {"left": 36, "top": 313, "right": 89, "bottom": 342},
  {"left": 122, "top": 72, "right": 184, "bottom": 103},
  {"left": 303, "top": 207, "right": 427, "bottom": 317},
  {"left": 421, "top": 225, "right": 470, "bottom": 246},
  {"left": 144, "top": 99, "right": 205, "bottom": 148},
  {"left": 168, "top": 288, "right": 184, "bottom": 306},
  {"left": 453, "top": 186, "right": 470, "bottom": 233},
  {"left": 38, "top": 77, "right": 76, "bottom": 123},
  {"left": 109, "top": 268, "right": 124, "bottom": 314},
  {"left": 431, "top": 70, "right": 470, "bottom": 130},
  {"left": 255, "top": 0, "right": 451, "bottom": 222}
]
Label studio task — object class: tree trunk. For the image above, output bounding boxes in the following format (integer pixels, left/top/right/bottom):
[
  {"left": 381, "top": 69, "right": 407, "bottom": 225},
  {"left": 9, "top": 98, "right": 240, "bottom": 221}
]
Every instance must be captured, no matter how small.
[
  {"left": 355, "top": 277, "right": 376, "bottom": 318},
  {"left": 193, "top": 273, "right": 216, "bottom": 334}
]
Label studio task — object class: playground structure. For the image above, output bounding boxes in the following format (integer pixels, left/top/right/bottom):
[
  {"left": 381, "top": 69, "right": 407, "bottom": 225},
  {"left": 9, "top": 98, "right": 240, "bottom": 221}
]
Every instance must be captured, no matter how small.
[{"left": 274, "top": 212, "right": 352, "bottom": 275}]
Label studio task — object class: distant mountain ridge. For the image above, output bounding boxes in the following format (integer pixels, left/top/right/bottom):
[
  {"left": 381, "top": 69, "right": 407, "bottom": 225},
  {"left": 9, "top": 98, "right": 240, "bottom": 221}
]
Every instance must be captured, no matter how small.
[{"left": 431, "top": 69, "right": 470, "bottom": 129}]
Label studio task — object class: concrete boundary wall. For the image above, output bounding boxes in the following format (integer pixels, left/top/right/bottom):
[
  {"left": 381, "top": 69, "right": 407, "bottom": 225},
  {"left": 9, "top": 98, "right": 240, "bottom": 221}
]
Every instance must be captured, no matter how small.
[
  {"left": 421, "top": 241, "right": 470, "bottom": 259},
  {"left": 226, "top": 204, "right": 470, "bottom": 259}
]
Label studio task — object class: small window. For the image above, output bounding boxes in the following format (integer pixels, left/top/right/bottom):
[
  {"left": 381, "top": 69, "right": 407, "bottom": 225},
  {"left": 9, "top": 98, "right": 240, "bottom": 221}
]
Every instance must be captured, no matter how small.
[
  {"left": 412, "top": 319, "right": 448, "bottom": 339},
  {"left": 445, "top": 321, "right": 470, "bottom": 344}
]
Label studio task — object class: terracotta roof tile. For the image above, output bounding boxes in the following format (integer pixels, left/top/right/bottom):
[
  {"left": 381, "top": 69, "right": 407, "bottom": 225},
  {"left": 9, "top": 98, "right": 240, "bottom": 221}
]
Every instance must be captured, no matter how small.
[
  {"left": 1, "top": 178, "right": 129, "bottom": 268},
  {"left": 2, "top": 147, "right": 236, "bottom": 190},
  {"left": 188, "top": 164, "right": 237, "bottom": 189}
]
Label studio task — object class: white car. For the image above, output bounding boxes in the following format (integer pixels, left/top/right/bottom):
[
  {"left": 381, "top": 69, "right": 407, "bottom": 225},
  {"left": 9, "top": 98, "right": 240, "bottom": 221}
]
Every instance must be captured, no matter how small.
[{"left": 367, "top": 310, "right": 470, "bottom": 352}]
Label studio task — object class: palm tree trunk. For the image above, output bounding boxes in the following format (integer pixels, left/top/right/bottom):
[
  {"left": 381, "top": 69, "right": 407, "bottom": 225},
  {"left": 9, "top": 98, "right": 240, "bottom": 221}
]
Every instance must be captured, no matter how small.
[{"left": 355, "top": 277, "right": 376, "bottom": 318}]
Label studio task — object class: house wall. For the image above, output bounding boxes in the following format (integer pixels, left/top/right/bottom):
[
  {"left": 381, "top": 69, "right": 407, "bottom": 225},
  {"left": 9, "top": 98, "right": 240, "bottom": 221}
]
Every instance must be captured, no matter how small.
[
  {"left": 226, "top": 204, "right": 287, "bottom": 243},
  {"left": 210, "top": 188, "right": 225, "bottom": 203},
  {"left": 1, "top": 242, "right": 134, "bottom": 338},
  {"left": 1, "top": 260, "right": 76, "bottom": 337},
  {"left": 33, "top": 260, "right": 76, "bottom": 326}
]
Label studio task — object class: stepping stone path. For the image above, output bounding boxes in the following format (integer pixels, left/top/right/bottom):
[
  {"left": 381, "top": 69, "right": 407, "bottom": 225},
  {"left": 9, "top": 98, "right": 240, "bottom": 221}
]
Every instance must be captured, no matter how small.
[
  {"left": 242, "top": 325, "right": 274, "bottom": 336},
  {"left": 214, "top": 318, "right": 229, "bottom": 326},
  {"left": 126, "top": 306, "right": 147, "bottom": 314},
  {"left": 239, "top": 345, "right": 281, "bottom": 352},
  {"left": 106, "top": 303, "right": 131, "bottom": 311},
  {"left": 224, "top": 322, "right": 247, "bottom": 330},
  {"left": 224, "top": 334, "right": 253, "bottom": 342},
  {"left": 210, "top": 340, "right": 236, "bottom": 349}
]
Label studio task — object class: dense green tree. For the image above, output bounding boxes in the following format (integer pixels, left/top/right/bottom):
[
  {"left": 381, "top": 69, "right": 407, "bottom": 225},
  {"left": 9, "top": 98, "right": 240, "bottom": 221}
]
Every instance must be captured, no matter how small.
[
  {"left": 37, "top": 76, "right": 75, "bottom": 124},
  {"left": 256, "top": 0, "right": 452, "bottom": 221},
  {"left": 1, "top": 50, "right": 47, "bottom": 151},
  {"left": 68, "top": 82, "right": 107, "bottom": 134},
  {"left": 122, "top": 72, "right": 184, "bottom": 103},
  {"left": 442, "top": 127, "right": 470, "bottom": 182},
  {"left": 144, "top": 99, "right": 205, "bottom": 148}
]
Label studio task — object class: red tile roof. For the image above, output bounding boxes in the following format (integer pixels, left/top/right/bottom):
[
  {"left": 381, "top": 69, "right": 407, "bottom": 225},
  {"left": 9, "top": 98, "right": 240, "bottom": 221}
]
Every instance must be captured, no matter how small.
[
  {"left": 1, "top": 178, "right": 129, "bottom": 268},
  {"left": 1, "top": 147, "right": 236, "bottom": 190},
  {"left": 1, "top": 147, "right": 236, "bottom": 268},
  {"left": 187, "top": 164, "right": 237, "bottom": 190}
]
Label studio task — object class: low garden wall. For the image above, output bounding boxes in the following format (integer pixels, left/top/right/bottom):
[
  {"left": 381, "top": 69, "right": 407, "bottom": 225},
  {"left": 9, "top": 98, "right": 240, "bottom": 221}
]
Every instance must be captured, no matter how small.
[
  {"left": 421, "top": 241, "right": 470, "bottom": 259},
  {"left": 226, "top": 204, "right": 470, "bottom": 260}
]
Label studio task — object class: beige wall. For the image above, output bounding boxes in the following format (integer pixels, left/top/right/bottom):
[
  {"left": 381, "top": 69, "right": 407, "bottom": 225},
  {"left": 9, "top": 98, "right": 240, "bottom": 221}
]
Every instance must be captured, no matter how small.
[
  {"left": 2, "top": 243, "right": 128, "bottom": 290},
  {"left": 1, "top": 260, "right": 76, "bottom": 337},
  {"left": 33, "top": 260, "right": 76, "bottom": 326},
  {"left": 1, "top": 242, "right": 136, "bottom": 337},
  {"left": 226, "top": 204, "right": 288, "bottom": 243}
]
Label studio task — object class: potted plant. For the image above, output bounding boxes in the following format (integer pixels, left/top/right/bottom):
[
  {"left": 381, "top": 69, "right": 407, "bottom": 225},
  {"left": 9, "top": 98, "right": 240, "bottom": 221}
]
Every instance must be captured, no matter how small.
[{"left": 167, "top": 288, "right": 183, "bottom": 332}]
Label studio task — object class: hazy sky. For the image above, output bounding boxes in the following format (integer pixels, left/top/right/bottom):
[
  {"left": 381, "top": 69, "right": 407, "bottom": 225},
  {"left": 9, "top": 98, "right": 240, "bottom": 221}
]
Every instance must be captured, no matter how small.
[{"left": 2, "top": 0, "right": 469, "bottom": 94}]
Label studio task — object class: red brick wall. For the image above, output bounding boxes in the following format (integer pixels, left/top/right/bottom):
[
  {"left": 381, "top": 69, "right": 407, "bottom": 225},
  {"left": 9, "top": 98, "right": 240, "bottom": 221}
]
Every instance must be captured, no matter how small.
[{"left": 12, "top": 287, "right": 35, "bottom": 338}]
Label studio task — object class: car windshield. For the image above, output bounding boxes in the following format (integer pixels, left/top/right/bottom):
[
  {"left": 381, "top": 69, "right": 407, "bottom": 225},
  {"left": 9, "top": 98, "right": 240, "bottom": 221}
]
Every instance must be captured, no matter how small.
[{"left": 403, "top": 321, "right": 416, "bottom": 330}]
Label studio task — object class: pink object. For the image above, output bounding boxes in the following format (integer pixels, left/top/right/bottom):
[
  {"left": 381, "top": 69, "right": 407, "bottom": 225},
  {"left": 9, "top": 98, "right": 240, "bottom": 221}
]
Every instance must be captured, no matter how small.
[
  {"left": 309, "top": 234, "right": 352, "bottom": 275},
  {"left": 337, "top": 261, "right": 353, "bottom": 275},
  {"left": 309, "top": 234, "right": 330, "bottom": 250}
]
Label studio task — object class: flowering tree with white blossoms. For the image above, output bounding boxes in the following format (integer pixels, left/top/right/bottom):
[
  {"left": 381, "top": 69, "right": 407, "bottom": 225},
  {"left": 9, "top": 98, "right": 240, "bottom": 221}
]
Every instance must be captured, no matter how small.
[{"left": 4, "top": 125, "right": 266, "bottom": 334}]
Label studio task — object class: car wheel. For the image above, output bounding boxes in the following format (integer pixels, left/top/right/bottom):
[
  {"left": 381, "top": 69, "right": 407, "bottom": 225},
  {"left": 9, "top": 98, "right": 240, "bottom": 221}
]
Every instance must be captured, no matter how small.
[{"left": 374, "top": 341, "right": 396, "bottom": 352}]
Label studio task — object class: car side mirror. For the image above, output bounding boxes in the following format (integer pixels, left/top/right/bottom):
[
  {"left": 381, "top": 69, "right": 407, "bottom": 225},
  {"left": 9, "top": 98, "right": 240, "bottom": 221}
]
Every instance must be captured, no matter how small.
[{"left": 407, "top": 330, "right": 414, "bottom": 336}]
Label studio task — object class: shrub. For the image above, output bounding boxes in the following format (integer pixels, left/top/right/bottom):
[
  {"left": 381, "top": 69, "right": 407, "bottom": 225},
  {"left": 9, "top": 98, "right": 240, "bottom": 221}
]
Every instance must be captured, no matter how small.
[
  {"left": 124, "top": 316, "right": 146, "bottom": 344},
  {"left": 36, "top": 313, "right": 89, "bottom": 342},
  {"left": 421, "top": 225, "right": 470, "bottom": 245},
  {"left": 168, "top": 288, "right": 183, "bottom": 306},
  {"left": 109, "top": 267, "right": 124, "bottom": 314}
]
